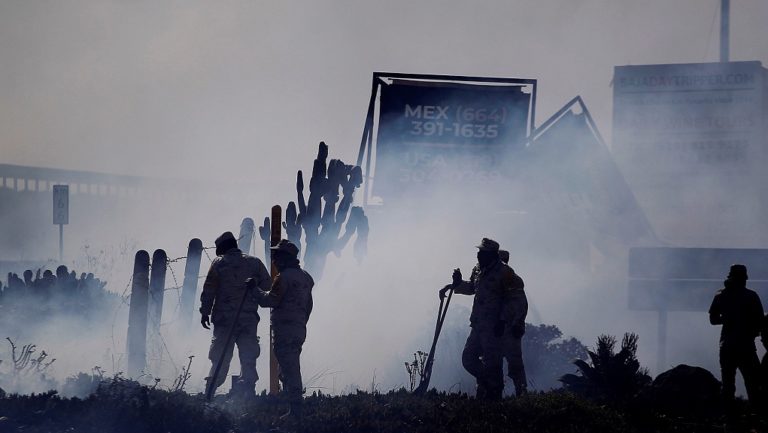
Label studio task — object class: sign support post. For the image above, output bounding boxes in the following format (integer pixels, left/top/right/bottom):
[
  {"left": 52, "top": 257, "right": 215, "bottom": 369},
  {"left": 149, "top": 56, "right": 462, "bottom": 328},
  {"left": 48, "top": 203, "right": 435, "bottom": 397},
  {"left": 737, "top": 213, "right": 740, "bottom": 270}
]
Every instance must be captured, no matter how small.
[
  {"left": 59, "top": 224, "right": 63, "bottom": 262},
  {"left": 720, "top": 0, "right": 729, "bottom": 62},
  {"left": 269, "top": 205, "right": 282, "bottom": 395},
  {"left": 53, "top": 185, "right": 69, "bottom": 262},
  {"left": 657, "top": 309, "right": 668, "bottom": 373}
]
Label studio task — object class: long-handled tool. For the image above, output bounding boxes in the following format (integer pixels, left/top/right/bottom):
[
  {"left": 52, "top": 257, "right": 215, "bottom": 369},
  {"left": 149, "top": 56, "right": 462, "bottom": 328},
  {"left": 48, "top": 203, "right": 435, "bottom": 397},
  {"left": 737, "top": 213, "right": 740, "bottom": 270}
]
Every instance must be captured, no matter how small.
[
  {"left": 414, "top": 284, "right": 454, "bottom": 395},
  {"left": 205, "top": 279, "right": 254, "bottom": 401}
]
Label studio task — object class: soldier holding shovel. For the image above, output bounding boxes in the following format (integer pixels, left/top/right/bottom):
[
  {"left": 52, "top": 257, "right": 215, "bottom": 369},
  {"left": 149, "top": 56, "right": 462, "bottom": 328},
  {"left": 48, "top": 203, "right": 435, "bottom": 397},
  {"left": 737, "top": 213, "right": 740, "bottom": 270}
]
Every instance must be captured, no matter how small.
[
  {"left": 200, "top": 231, "right": 271, "bottom": 399},
  {"left": 440, "top": 238, "right": 525, "bottom": 400}
]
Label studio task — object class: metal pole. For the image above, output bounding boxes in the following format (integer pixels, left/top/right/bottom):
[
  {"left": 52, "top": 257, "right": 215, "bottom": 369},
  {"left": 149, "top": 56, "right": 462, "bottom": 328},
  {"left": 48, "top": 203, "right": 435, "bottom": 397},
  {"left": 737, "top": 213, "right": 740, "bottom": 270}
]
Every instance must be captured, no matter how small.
[
  {"left": 269, "top": 205, "right": 282, "bottom": 395},
  {"left": 657, "top": 309, "right": 668, "bottom": 374},
  {"left": 59, "top": 224, "right": 63, "bottom": 262},
  {"left": 359, "top": 76, "right": 378, "bottom": 207},
  {"left": 720, "top": 0, "right": 730, "bottom": 62}
]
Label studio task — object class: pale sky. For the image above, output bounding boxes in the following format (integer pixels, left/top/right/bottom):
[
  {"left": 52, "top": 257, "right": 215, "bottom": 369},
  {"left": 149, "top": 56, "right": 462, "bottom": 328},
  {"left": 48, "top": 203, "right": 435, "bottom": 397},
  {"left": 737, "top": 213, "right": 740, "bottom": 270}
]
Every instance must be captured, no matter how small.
[
  {"left": 2, "top": 1, "right": 767, "bottom": 389},
  {"left": 1, "top": 0, "right": 766, "bottom": 182}
]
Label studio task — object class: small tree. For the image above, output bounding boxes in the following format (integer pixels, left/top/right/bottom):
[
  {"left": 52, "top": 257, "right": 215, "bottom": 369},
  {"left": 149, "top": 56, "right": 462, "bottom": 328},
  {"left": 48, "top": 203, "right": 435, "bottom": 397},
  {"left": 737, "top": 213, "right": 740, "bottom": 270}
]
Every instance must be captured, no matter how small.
[
  {"left": 559, "top": 333, "right": 651, "bottom": 404},
  {"left": 522, "top": 324, "right": 589, "bottom": 390}
]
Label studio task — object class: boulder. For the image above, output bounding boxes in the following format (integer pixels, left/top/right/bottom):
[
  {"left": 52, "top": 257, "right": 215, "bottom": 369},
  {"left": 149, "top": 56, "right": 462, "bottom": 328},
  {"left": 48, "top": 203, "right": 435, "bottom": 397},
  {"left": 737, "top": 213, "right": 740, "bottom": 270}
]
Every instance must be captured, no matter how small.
[{"left": 647, "top": 364, "right": 721, "bottom": 416}]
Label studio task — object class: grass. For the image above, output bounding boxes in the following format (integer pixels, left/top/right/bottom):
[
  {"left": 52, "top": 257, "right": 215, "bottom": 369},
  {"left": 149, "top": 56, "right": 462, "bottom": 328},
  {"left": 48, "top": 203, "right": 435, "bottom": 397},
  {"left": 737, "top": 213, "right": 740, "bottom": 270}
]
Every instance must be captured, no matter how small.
[{"left": 0, "top": 380, "right": 762, "bottom": 433}]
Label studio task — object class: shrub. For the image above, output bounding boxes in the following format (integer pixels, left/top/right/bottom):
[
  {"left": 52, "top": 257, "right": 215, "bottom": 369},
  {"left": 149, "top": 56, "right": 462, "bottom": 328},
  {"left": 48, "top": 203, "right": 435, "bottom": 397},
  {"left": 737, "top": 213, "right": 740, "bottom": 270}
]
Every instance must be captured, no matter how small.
[{"left": 559, "top": 333, "right": 651, "bottom": 404}]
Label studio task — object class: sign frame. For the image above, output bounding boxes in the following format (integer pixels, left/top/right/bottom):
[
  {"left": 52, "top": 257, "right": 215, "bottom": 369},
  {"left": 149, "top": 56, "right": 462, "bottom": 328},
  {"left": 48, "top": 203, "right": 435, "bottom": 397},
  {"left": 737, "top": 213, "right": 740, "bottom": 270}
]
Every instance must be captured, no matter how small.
[{"left": 357, "top": 72, "right": 538, "bottom": 206}]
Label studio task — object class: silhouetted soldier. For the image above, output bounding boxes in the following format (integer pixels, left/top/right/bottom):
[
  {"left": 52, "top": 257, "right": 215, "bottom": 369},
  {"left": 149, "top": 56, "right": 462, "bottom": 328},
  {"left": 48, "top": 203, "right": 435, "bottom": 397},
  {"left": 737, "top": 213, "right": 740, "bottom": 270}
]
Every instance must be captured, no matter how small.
[
  {"left": 709, "top": 264, "right": 763, "bottom": 406},
  {"left": 200, "top": 231, "right": 271, "bottom": 398},
  {"left": 761, "top": 314, "right": 768, "bottom": 403},
  {"left": 440, "top": 238, "right": 524, "bottom": 400},
  {"left": 499, "top": 249, "right": 528, "bottom": 396},
  {"left": 253, "top": 239, "right": 314, "bottom": 416}
]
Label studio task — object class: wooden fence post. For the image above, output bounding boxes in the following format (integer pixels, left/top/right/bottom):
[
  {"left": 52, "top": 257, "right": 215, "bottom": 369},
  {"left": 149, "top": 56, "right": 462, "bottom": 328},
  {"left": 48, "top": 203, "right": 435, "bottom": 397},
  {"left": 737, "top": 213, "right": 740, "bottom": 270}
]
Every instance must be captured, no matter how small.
[
  {"left": 238, "top": 218, "right": 255, "bottom": 255},
  {"left": 127, "top": 250, "right": 150, "bottom": 377},
  {"left": 147, "top": 249, "right": 167, "bottom": 372},
  {"left": 269, "top": 205, "right": 282, "bottom": 394},
  {"left": 180, "top": 239, "right": 203, "bottom": 326}
]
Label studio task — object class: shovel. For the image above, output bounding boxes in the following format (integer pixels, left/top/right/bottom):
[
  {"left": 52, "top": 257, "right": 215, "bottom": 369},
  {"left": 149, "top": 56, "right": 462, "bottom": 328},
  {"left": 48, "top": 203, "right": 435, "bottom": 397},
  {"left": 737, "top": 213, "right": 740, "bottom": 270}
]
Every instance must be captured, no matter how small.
[
  {"left": 205, "top": 278, "right": 255, "bottom": 401},
  {"left": 413, "top": 284, "right": 454, "bottom": 395}
]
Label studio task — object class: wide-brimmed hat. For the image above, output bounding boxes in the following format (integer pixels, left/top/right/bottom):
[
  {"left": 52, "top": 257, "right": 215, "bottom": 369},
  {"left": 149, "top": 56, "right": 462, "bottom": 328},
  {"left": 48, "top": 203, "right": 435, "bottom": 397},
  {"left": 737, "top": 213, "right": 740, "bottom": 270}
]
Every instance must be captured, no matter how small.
[
  {"left": 499, "top": 249, "right": 510, "bottom": 264},
  {"left": 270, "top": 239, "right": 299, "bottom": 257},
  {"left": 728, "top": 264, "right": 748, "bottom": 280},
  {"left": 475, "top": 238, "right": 500, "bottom": 252}
]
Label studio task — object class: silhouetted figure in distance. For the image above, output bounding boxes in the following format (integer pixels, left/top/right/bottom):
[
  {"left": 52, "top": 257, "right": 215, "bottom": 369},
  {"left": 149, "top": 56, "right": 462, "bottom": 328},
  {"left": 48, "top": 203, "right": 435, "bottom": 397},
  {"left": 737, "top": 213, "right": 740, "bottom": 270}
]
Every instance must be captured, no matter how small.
[
  {"left": 760, "top": 314, "right": 768, "bottom": 406},
  {"left": 709, "top": 264, "right": 763, "bottom": 407}
]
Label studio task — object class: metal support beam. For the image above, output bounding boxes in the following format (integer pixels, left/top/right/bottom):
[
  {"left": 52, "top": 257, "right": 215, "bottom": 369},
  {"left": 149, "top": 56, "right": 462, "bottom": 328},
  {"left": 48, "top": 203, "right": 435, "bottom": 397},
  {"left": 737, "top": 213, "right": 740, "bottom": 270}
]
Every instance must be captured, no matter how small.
[
  {"left": 657, "top": 309, "right": 668, "bottom": 374},
  {"left": 269, "top": 205, "right": 282, "bottom": 395},
  {"left": 720, "top": 0, "right": 730, "bottom": 62}
]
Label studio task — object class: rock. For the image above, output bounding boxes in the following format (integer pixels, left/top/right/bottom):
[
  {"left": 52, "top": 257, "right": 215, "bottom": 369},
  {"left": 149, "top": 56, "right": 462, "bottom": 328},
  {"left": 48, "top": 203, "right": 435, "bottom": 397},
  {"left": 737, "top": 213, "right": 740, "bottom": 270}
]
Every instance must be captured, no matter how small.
[{"left": 647, "top": 364, "right": 721, "bottom": 416}]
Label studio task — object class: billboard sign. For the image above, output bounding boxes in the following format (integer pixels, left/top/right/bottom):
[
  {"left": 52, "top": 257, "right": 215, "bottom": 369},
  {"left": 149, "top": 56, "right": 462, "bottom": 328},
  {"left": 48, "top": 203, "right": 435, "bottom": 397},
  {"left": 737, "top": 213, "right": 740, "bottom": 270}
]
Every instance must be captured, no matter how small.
[
  {"left": 612, "top": 61, "right": 767, "bottom": 245},
  {"left": 368, "top": 75, "right": 535, "bottom": 201},
  {"left": 614, "top": 61, "right": 764, "bottom": 174},
  {"left": 628, "top": 247, "right": 768, "bottom": 311}
]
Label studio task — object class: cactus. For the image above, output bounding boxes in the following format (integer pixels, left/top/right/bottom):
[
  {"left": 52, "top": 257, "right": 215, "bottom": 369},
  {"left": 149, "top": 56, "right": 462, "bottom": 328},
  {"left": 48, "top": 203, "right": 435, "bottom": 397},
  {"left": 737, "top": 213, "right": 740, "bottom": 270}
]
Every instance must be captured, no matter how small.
[{"left": 266, "top": 142, "right": 368, "bottom": 280}]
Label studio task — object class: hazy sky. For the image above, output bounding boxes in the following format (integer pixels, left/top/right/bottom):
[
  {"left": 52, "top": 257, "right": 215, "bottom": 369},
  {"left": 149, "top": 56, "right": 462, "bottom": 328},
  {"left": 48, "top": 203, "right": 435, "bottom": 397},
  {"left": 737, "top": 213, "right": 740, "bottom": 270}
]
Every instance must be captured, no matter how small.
[
  {"left": 3, "top": 1, "right": 768, "bottom": 393},
  {"left": 1, "top": 0, "right": 767, "bottom": 182}
]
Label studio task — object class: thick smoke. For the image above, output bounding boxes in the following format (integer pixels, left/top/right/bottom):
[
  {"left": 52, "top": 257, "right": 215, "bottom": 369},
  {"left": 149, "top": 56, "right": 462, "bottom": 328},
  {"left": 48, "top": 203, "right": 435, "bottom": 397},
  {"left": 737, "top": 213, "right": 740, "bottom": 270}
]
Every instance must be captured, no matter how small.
[{"left": 1, "top": 0, "right": 768, "bottom": 398}]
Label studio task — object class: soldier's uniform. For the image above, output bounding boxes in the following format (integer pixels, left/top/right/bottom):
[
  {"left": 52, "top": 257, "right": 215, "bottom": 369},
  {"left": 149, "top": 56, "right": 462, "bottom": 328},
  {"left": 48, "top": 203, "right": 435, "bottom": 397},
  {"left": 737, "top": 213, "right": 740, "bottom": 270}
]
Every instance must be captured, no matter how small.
[
  {"left": 760, "top": 314, "right": 768, "bottom": 400},
  {"left": 709, "top": 264, "right": 763, "bottom": 405},
  {"left": 453, "top": 238, "right": 524, "bottom": 399},
  {"left": 200, "top": 232, "right": 271, "bottom": 394},
  {"left": 498, "top": 249, "right": 528, "bottom": 396},
  {"left": 256, "top": 240, "right": 314, "bottom": 404}
]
